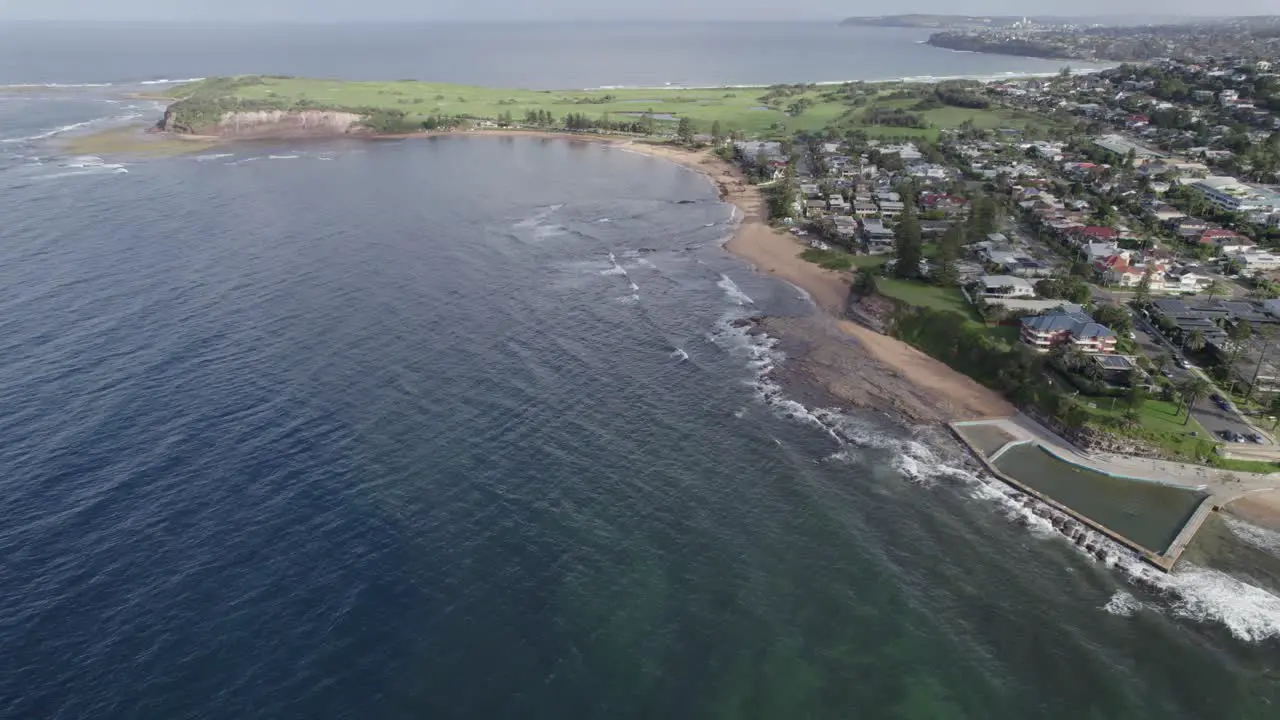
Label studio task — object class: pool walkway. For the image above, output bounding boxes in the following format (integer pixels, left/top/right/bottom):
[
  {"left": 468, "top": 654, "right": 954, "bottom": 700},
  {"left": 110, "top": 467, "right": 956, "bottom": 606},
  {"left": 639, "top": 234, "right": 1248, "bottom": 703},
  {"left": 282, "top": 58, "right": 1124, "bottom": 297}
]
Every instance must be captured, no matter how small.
[{"left": 951, "top": 414, "right": 1280, "bottom": 571}]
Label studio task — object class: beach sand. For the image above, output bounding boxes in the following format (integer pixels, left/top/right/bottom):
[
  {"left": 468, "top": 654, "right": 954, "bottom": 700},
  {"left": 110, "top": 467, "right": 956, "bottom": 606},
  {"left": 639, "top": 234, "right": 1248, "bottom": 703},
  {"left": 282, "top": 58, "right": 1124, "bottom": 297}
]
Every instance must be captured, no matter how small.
[
  {"left": 608, "top": 138, "right": 1014, "bottom": 423},
  {"left": 1225, "top": 491, "right": 1280, "bottom": 534}
]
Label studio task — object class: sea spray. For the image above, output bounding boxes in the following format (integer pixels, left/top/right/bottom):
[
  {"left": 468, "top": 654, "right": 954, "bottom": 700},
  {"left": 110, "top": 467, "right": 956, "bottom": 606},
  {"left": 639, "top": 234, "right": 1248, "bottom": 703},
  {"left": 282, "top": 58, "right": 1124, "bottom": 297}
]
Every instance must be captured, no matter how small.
[{"left": 709, "top": 312, "right": 1280, "bottom": 643}]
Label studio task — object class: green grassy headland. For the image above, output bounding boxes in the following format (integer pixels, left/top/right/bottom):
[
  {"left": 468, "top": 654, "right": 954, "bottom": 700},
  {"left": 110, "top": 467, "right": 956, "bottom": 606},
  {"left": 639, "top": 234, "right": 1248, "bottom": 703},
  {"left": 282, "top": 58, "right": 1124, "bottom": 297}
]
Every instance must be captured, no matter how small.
[{"left": 162, "top": 76, "right": 1054, "bottom": 140}]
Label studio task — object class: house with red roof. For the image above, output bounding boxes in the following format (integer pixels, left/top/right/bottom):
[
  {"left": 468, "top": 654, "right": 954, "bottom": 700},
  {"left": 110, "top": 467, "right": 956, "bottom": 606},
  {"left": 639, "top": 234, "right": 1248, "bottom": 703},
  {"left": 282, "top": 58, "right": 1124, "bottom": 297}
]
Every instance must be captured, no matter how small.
[
  {"left": 919, "top": 193, "right": 969, "bottom": 217},
  {"left": 1196, "top": 228, "right": 1255, "bottom": 253}
]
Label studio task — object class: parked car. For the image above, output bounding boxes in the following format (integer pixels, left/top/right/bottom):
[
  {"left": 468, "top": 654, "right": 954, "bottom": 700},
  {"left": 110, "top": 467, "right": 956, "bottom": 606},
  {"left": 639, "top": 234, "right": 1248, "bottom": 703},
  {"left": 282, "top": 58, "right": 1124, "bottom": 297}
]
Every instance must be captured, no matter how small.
[
  {"left": 1174, "top": 357, "right": 1187, "bottom": 369},
  {"left": 1247, "top": 433, "right": 1264, "bottom": 444},
  {"left": 1217, "top": 429, "right": 1234, "bottom": 441}
]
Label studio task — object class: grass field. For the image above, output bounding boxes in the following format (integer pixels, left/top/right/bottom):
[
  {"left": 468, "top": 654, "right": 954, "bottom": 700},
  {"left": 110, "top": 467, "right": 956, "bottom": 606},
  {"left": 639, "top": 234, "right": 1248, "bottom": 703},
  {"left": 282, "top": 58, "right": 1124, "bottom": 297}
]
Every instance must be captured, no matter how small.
[
  {"left": 1075, "top": 397, "right": 1213, "bottom": 461},
  {"left": 167, "top": 76, "right": 1058, "bottom": 140},
  {"left": 875, "top": 277, "right": 976, "bottom": 319}
]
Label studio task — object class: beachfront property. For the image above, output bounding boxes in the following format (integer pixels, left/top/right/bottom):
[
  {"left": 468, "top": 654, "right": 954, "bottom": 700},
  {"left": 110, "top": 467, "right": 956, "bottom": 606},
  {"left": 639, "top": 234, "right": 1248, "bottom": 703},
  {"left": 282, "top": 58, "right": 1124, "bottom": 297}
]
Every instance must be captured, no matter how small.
[
  {"left": 978, "top": 275, "right": 1036, "bottom": 299},
  {"left": 1020, "top": 311, "right": 1118, "bottom": 354},
  {"left": 861, "top": 219, "right": 895, "bottom": 255}
]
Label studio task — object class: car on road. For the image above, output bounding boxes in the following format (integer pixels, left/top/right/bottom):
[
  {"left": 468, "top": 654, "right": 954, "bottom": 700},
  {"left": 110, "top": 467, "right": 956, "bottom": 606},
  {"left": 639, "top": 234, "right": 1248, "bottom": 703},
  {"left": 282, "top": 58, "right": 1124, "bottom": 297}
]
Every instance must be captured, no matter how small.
[
  {"left": 1247, "top": 433, "right": 1264, "bottom": 444},
  {"left": 1210, "top": 394, "right": 1230, "bottom": 410},
  {"left": 1217, "top": 429, "right": 1246, "bottom": 443}
]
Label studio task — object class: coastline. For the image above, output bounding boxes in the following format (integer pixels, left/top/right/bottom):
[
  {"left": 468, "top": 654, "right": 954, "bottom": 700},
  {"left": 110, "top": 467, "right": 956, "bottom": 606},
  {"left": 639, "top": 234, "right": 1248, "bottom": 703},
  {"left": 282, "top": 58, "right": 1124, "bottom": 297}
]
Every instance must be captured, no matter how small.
[
  {"left": 60, "top": 122, "right": 1014, "bottom": 424},
  {"left": 590, "top": 137, "right": 1015, "bottom": 424}
]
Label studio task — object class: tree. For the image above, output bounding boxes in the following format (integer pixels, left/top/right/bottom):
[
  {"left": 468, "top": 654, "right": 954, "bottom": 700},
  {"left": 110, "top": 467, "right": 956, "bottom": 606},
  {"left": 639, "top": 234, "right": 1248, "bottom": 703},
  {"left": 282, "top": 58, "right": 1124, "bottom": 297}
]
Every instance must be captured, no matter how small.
[
  {"left": 1134, "top": 267, "right": 1154, "bottom": 305},
  {"left": 1177, "top": 377, "right": 1212, "bottom": 424},
  {"left": 1185, "top": 328, "right": 1206, "bottom": 353},
  {"left": 676, "top": 116, "right": 695, "bottom": 145},
  {"left": 893, "top": 205, "right": 923, "bottom": 280},
  {"left": 710, "top": 120, "right": 723, "bottom": 143},
  {"left": 1204, "top": 279, "right": 1224, "bottom": 301},
  {"left": 1228, "top": 319, "right": 1253, "bottom": 368},
  {"left": 932, "top": 223, "right": 962, "bottom": 286},
  {"left": 1269, "top": 393, "right": 1280, "bottom": 430}
]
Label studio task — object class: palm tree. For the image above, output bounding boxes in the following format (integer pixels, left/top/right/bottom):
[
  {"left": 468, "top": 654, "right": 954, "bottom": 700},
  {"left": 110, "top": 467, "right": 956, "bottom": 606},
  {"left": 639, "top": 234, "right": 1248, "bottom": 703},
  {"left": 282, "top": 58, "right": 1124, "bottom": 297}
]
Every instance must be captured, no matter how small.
[
  {"left": 1184, "top": 328, "right": 1206, "bottom": 353},
  {"left": 1204, "top": 279, "right": 1223, "bottom": 301},
  {"left": 1177, "top": 377, "right": 1212, "bottom": 425},
  {"left": 1121, "top": 408, "right": 1142, "bottom": 429}
]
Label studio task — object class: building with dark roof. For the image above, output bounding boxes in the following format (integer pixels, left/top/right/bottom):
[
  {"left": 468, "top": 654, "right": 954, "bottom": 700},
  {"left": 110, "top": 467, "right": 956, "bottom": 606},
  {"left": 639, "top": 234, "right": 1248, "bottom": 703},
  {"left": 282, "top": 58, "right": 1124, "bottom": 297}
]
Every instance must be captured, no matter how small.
[{"left": 1020, "top": 311, "right": 1118, "bottom": 354}]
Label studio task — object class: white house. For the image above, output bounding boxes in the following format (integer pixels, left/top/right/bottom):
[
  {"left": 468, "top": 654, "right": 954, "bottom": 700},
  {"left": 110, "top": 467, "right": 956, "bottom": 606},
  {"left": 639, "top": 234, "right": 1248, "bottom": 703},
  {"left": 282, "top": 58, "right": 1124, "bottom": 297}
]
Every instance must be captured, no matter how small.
[
  {"left": 1234, "top": 251, "right": 1280, "bottom": 272},
  {"left": 978, "top": 275, "right": 1037, "bottom": 298}
]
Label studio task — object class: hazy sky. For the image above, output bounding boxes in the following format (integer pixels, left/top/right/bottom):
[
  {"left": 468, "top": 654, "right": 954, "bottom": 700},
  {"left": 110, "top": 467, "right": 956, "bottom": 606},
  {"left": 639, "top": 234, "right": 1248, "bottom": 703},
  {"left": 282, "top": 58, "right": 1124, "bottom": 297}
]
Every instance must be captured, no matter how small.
[{"left": 0, "top": 0, "right": 1275, "bottom": 22}]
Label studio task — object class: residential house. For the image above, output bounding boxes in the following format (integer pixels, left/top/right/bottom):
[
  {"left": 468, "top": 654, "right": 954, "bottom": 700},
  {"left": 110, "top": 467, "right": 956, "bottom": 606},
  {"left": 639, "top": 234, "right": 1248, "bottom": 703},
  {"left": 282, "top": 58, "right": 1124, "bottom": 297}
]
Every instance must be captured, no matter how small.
[
  {"left": 978, "top": 275, "right": 1037, "bottom": 299},
  {"left": 920, "top": 193, "right": 969, "bottom": 218},
  {"left": 861, "top": 219, "right": 896, "bottom": 255},
  {"left": 880, "top": 143, "right": 923, "bottom": 162},
  {"left": 1020, "top": 311, "right": 1118, "bottom": 354},
  {"left": 831, "top": 216, "right": 859, "bottom": 240},
  {"left": 1234, "top": 251, "right": 1280, "bottom": 272},
  {"left": 1171, "top": 216, "right": 1211, "bottom": 241},
  {"left": 1197, "top": 229, "right": 1255, "bottom": 254},
  {"left": 853, "top": 200, "right": 878, "bottom": 218}
]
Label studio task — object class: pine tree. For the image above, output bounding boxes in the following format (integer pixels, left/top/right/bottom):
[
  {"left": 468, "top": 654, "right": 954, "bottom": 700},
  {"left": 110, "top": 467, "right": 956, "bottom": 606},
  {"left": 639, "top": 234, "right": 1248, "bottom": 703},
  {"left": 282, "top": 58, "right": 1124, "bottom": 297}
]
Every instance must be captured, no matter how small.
[
  {"left": 894, "top": 205, "right": 923, "bottom": 280},
  {"left": 676, "top": 116, "right": 695, "bottom": 145},
  {"left": 933, "top": 223, "right": 962, "bottom": 286}
]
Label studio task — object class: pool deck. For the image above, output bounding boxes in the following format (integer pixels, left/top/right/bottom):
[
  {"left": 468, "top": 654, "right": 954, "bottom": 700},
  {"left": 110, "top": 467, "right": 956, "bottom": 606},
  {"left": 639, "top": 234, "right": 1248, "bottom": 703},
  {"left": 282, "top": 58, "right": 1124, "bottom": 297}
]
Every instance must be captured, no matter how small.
[{"left": 951, "top": 414, "right": 1280, "bottom": 571}]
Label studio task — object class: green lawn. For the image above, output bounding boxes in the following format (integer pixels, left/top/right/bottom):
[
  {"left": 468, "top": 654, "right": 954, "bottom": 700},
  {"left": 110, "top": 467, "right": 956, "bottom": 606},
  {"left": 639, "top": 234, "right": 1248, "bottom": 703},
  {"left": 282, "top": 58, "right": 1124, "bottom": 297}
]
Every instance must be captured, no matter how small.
[
  {"left": 1211, "top": 457, "right": 1280, "bottom": 473},
  {"left": 171, "top": 76, "right": 856, "bottom": 137},
  {"left": 1074, "top": 397, "right": 1213, "bottom": 461},
  {"left": 168, "top": 76, "right": 1064, "bottom": 141},
  {"left": 875, "top": 277, "right": 977, "bottom": 319},
  {"left": 799, "top": 247, "right": 857, "bottom": 270},
  {"left": 844, "top": 102, "right": 1059, "bottom": 142}
]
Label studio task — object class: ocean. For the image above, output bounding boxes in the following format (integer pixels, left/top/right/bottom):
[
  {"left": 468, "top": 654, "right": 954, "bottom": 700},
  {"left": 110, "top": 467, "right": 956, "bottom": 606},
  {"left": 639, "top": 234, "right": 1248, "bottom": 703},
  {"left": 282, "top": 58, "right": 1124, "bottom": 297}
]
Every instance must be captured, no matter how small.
[
  {"left": 0, "top": 21, "right": 1108, "bottom": 88},
  {"left": 1, "top": 22, "right": 1279, "bottom": 720}
]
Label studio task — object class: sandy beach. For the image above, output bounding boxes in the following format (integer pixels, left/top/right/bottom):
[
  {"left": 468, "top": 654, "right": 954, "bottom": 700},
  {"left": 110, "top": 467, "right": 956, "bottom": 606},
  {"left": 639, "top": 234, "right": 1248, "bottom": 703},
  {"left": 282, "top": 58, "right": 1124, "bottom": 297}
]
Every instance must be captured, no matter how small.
[
  {"left": 1226, "top": 491, "right": 1280, "bottom": 533},
  {"left": 602, "top": 137, "right": 1014, "bottom": 423}
]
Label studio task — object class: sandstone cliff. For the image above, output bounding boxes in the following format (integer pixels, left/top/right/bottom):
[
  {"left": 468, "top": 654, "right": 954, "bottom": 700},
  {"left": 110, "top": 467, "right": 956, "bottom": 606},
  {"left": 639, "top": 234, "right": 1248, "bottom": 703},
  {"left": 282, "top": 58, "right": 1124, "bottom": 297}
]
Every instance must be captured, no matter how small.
[{"left": 161, "top": 109, "right": 369, "bottom": 138}]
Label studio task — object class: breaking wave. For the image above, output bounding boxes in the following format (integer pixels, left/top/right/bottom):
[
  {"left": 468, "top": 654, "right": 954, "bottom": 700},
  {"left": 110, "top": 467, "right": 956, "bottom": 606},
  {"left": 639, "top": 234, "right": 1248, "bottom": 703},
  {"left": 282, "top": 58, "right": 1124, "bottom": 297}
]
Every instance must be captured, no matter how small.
[
  {"left": 707, "top": 310, "right": 1280, "bottom": 644},
  {"left": 716, "top": 274, "right": 753, "bottom": 306}
]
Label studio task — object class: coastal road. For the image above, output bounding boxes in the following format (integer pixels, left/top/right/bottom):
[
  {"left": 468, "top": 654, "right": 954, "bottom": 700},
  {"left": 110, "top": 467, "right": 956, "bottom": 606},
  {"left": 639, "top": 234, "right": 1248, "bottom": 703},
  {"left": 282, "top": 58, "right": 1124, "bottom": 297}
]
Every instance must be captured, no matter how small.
[{"left": 1129, "top": 309, "right": 1270, "bottom": 444}]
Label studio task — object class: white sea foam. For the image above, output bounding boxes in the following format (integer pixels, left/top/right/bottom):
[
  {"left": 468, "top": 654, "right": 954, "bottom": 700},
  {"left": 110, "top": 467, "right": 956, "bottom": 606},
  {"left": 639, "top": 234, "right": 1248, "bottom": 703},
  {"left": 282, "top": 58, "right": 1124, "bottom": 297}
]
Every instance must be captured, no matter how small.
[
  {"left": 716, "top": 274, "right": 754, "bottom": 306},
  {"left": 596, "top": 218, "right": 611, "bottom": 223},
  {"left": 1164, "top": 565, "right": 1280, "bottom": 642},
  {"left": 1103, "top": 591, "right": 1143, "bottom": 617},
  {"left": 671, "top": 348, "right": 689, "bottom": 362},
  {"left": 138, "top": 77, "right": 205, "bottom": 85},
  {"left": 513, "top": 203, "right": 564, "bottom": 229},
  {"left": 709, "top": 297, "right": 1280, "bottom": 644},
  {"left": 194, "top": 153, "right": 235, "bottom": 162},
  {"left": 268, "top": 154, "right": 300, "bottom": 160},
  {"left": 1223, "top": 516, "right": 1280, "bottom": 557}
]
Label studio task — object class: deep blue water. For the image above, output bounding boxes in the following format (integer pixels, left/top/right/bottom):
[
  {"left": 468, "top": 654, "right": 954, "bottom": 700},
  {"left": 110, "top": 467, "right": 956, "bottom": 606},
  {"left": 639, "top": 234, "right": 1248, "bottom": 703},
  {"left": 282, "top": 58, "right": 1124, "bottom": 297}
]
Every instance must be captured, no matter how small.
[{"left": 0, "top": 23, "right": 1279, "bottom": 719}]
